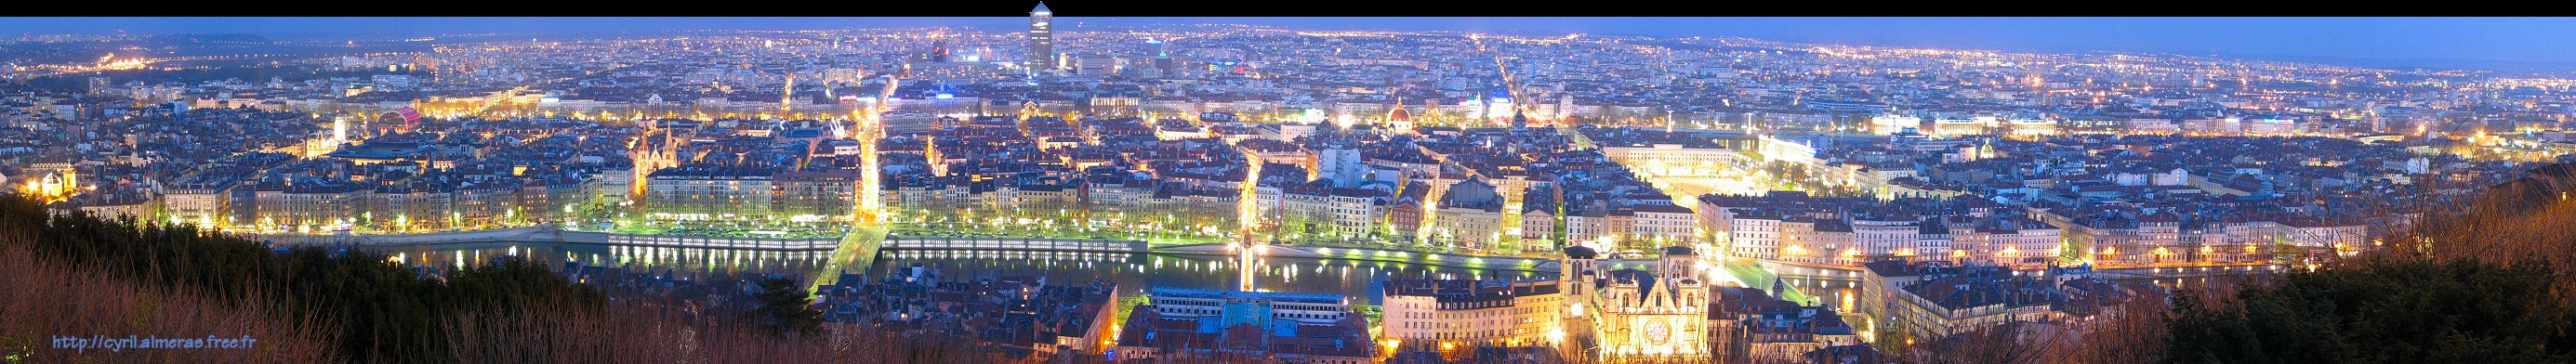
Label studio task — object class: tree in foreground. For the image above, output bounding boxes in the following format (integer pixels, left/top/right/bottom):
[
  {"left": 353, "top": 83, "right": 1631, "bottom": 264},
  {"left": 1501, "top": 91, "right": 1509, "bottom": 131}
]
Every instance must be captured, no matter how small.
[
  {"left": 2165, "top": 256, "right": 2576, "bottom": 363},
  {"left": 746, "top": 276, "right": 824, "bottom": 337}
]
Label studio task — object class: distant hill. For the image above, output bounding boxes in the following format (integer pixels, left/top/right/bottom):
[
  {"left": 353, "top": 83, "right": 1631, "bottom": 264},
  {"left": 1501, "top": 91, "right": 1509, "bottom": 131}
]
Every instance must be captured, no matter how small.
[
  {"left": 148, "top": 32, "right": 274, "bottom": 45},
  {"left": 2213, "top": 52, "right": 2576, "bottom": 75},
  {"left": 0, "top": 32, "right": 279, "bottom": 64}
]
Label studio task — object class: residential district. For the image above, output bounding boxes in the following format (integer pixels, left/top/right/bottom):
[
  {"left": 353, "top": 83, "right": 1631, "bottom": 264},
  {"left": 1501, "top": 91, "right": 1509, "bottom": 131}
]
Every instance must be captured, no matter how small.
[{"left": 5, "top": 6, "right": 2575, "bottom": 363}]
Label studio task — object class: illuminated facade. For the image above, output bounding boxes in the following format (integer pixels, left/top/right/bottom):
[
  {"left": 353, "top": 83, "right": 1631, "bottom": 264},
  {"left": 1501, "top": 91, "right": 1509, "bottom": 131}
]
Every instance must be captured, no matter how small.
[
  {"left": 20, "top": 169, "right": 77, "bottom": 202},
  {"left": 773, "top": 170, "right": 858, "bottom": 220},
  {"left": 247, "top": 182, "right": 369, "bottom": 232},
  {"left": 162, "top": 184, "right": 231, "bottom": 228},
  {"left": 1380, "top": 279, "right": 1562, "bottom": 348},
  {"left": 642, "top": 167, "right": 775, "bottom": 221},
  {"left": 1561, "top": 245, "right": 1711, "bottom": 360},
  {"left": 1430, "top": 179, "right": 1503, "bottom": 249}
]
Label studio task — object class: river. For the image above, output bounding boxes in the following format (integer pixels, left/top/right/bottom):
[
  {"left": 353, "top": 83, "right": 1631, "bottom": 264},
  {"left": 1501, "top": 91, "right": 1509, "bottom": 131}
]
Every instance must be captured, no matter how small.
[
  {"left": 370, "top": 241, "right": 1549, "bottom": 306},
  {"left": 369, "top": 241, "right": 2208, "bottom": 318}
]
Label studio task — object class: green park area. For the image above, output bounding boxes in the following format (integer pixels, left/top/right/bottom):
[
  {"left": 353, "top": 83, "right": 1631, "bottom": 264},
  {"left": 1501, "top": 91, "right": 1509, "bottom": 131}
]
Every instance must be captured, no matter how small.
[{"left": 1723, "top": 260, "right": 1816, "bottom": 305}]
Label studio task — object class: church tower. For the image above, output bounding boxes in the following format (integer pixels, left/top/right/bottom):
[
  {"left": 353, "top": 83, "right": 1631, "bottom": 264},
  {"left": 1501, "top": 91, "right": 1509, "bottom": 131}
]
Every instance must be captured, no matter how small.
[
  {"left": 1560, "top": 245, "right": 1600, "bottom": 306},
  {"left": 1558, "top": 244, "right": 1602, "bottom": 348},
  {"left": 1657, "top": 245, "right": 1700, "bottom": 281}
]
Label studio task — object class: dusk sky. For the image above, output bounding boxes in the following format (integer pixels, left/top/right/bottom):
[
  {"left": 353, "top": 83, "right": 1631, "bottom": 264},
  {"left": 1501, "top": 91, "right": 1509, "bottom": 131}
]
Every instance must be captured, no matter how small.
[{"left": 7, "top": 17, "right": 2576, "bottom": 65}]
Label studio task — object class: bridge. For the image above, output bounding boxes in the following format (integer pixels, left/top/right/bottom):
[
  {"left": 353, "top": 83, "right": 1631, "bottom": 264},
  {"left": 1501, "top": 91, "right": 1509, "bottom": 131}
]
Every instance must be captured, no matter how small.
[{"left": 811, "top": 72, "right": 905, "bottom": 291}]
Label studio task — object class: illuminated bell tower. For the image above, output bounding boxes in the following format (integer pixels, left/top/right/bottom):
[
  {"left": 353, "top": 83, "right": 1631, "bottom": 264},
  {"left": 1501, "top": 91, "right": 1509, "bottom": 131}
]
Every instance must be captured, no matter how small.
[
  {"left": 1560, "top": 245, "right": 1600, "bottom": 319},
  {"left": 1658, "top": 245, "right": 1700, "bottom": 280},
  {"left": 631, "top": 121, "right": 682, "bottom": 202}
]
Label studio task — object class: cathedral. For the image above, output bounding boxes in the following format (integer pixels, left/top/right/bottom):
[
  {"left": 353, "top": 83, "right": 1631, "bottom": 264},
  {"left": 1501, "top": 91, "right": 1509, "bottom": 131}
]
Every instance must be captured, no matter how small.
[{"left": 1561, "top": 245, "right": 1711, "bottom": 359}]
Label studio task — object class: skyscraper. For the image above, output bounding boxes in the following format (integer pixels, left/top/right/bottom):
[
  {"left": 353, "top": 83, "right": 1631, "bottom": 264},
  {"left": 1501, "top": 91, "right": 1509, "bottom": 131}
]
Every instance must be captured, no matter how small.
[
  {"left": 1027, "top": 2, "right": 1054, "bottom": 72},
  {"left": 1149, "top": 37, "right": 1175, "bottom": 72},
  {"left": 931, "top": 39, "right": 951, "bottom": 63}
]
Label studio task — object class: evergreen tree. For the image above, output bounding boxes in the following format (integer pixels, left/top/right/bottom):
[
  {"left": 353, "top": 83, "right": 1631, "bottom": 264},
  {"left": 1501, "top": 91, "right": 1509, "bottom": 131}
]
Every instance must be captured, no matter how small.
[
  {"left": 746, "top": 276, "right": 824, "bottom": 337},
  {"left": 0, "top": 194, "right": 609, "bottom": 363},
  {"left": 2165, "top": 257, "right": 2576, "bottom": 363}
]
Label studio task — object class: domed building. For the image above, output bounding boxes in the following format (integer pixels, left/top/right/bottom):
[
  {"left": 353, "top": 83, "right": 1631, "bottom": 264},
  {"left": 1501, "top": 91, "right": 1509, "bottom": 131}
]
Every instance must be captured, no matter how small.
[{"left": 1384, "top": 103, "right": 1414, "bottom": 129}]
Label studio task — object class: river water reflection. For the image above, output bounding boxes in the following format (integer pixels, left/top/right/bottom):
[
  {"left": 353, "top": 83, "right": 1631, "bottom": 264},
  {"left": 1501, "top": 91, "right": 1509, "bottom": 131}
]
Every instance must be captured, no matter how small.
[
  {"left": 372, "top": 242, "right": 840, "bottom": 278},
  {"left": 374, "top": 241, "right": 2202, "bottom": 316},
  {"left": 872, "top": 250, "right": 1552, "bottom": 306},
  {"left": 375, "top": 242, "right": 1548, "bottom": 306}
]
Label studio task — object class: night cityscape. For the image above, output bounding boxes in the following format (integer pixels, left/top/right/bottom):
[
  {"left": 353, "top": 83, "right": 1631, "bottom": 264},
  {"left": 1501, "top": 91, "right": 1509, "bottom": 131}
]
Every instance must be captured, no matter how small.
[{"left": 3, "top": 12, "right": 2574, "bottom": 364}]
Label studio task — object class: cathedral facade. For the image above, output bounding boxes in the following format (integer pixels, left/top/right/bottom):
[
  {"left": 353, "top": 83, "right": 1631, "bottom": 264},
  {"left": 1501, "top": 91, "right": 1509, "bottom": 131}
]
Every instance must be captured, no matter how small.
[{"left": 1561, "top": 245, "right": 1712, "bottom": 360}]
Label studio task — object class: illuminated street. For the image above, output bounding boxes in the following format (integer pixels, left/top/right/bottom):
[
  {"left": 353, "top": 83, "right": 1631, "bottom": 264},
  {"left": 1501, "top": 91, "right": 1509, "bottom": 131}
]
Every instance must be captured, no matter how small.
[{"left": 7, "top": 15, "right": 2573, "bottom": 364}]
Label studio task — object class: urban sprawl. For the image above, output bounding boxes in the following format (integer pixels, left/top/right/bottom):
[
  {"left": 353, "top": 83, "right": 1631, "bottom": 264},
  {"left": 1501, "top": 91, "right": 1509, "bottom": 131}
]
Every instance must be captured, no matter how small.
[{"left": 6, "top": 8, "right": 2575, "bottom": 363}]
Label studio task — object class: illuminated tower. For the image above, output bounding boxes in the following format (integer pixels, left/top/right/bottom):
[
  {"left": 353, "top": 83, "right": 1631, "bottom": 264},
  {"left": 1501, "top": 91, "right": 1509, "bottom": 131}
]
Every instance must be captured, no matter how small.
[
  {"left": 631, "top": 121, "right": 682, "bottom": 202},
  {"left": 1657, "top": 245, "right": 1700, "bottom": 281},
  {"left": 1148, "top": 37, "right": 1175, "bottom": 72},
  {"left": 1027, "top": 2, "right": 1054, "bottom": 72},
  {"left": 1560, "top": 245, "right": 1599, "bottom": 307},
  {"left": 931, "top": 39, "right": 952, "bottom": 63}
]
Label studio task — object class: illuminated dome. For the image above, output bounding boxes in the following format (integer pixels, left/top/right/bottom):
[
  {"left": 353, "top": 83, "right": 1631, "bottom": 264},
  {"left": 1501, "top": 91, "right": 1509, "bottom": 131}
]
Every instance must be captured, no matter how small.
[{"left": 1387, "top": 107, "right": 1410, "bottom": 122}]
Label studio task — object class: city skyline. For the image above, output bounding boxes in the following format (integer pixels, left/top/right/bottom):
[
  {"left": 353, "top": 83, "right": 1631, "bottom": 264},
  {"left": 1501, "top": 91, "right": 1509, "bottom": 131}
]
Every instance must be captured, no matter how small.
[
  {"left": 11, "top": 17, "right": 2576, "bottom": 71},
  {"left": 5, "top": 13, "right": 2573, "bottom": 363}
]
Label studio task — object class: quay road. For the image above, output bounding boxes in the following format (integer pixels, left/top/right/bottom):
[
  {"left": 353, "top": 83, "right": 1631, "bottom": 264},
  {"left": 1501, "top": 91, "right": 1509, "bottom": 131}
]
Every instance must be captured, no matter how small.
[
  {"left": 248, "top": 226, "right": 2280, "bottom": 296},
  {"left": 1159, "top": 243, "right": 1558, "bottom": 272},
  {"left": 1759, "top": 258, "right": 2287, "bottom": 284},
  {"left": 243, "top": 227, "right": 843, "bottom": 251}
]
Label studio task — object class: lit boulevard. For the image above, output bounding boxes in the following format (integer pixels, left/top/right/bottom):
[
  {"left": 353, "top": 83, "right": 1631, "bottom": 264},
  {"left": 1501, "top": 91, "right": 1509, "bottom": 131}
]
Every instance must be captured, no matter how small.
[{"left": 6, "top": 14, "right": 2573, "bottom": 363}]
